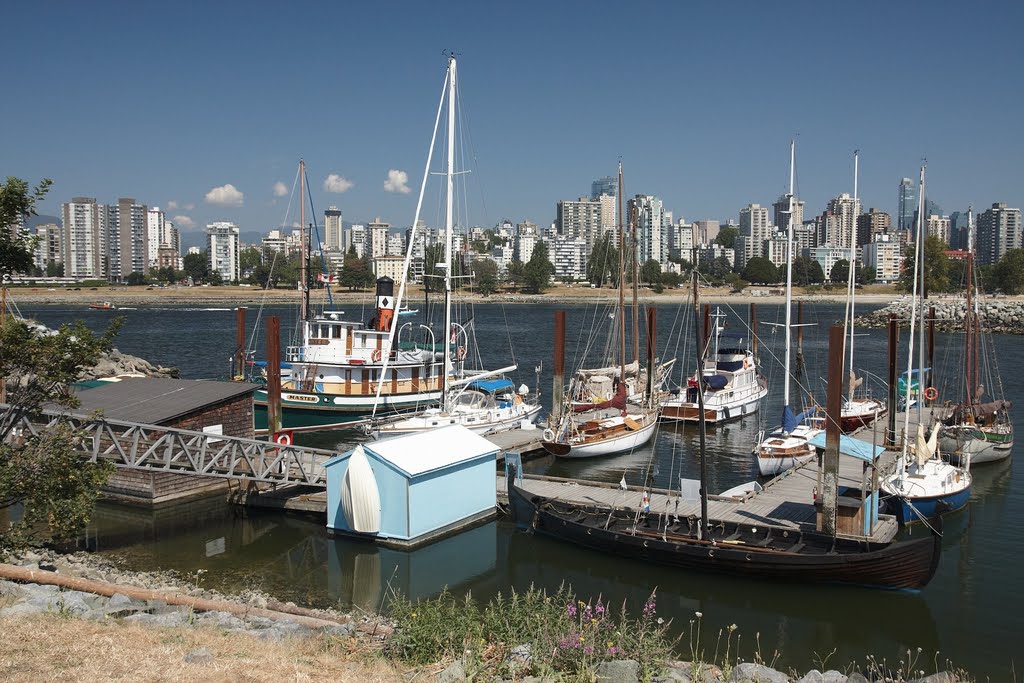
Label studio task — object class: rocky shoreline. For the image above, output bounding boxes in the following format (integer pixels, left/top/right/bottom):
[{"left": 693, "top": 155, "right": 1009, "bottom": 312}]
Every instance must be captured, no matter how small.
[
  {"left": 0, "top": 550, "right": 968, "bottom": 682},
  {"left": 855, "top": 297, "right": 1024, "bottom": 334}
]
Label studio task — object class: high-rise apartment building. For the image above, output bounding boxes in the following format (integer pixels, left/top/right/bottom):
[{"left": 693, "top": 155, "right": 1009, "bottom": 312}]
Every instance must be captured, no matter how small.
[
  {"left": 368, "top": 217, "right": 389, "bottom": 259},
  {"left": 33, "top": 223, "right": 62, "bottom": 273},
  {"left": 117, "top": 198, "right": 149, "bottom": 277},
  {"left": 629, "top": 195, "right": 666, "bottom": 266},
  {"left": 557, "top": 197, "right": 605, "bottom": 248},
  {"left": 146, "top": 207, "right": 165, "bottom": 268},
  {"left": 948, "top": 211, "right": 970, "bottom": 250},
  {"left": 926, "top": 215, "right": 951, "bottom": 244},
  {"left": 857, "top": 208, "right": 891, "bottom": 247},
  {"left": 820, "top": 193, "right": 861, "bottom": 249},
  {"left": 61, "top": 197, "right": 105, "bottom": 278},
  {"left": 976, "top": 202, "right": 1022, "bottom": 266},
  {"left": 693, "top": 220, "right": 720, "bottom": 246},
  {"left": 515, "top": 221, "right": 539, "bottom": 263},
  {"left": 346, "top": 224, "right": 366, "bottom": 258},
  {"left": 862, "top": 234, "right": 903, "bottom": 284},
  {"left": 324, "top": 206, "right": 343, "bottom": 251},
  {"left": 772, "top": 195, "right": 804, "bottom": 234},
  {"left": 206, "top": 222, "right": 240, "bottom": 282},
  {"left": 897, "top": 178, "right": 916, "bottom": 231},
  {"left": 737, "top": 203, "right": 771, "bottom": 269}
]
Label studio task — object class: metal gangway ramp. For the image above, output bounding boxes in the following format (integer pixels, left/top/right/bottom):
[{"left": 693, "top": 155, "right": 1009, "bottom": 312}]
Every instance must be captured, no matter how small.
[{"left": 2, "top": 410, "right": 333, "bottom": 488}]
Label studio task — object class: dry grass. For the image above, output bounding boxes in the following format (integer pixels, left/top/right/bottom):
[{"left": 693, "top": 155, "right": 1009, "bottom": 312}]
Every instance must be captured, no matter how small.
[{"left": 0, "top": 614, "right": 409, "bottom": 682}]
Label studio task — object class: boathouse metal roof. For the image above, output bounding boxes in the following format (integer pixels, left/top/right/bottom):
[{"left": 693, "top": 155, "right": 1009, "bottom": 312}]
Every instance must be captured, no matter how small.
[
  {"left": 807, "top": 432, "right": 886, "bottom": 462},
  {"left": 65, "top": 378, "right": 259, "bottom": 425},
  {"left": 360, "top": 425, "right": 498, "bottom": 477}
]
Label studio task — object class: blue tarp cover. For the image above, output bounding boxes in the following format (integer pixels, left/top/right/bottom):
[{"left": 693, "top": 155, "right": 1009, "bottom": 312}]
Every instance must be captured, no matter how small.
[
  {"left": 704, "top": 374, "right": 728, "bottom": 390},
  {"left": 806, "top": 432, "right": 886, "bottom": 462},
  {"left": 782, "top": 404, "right": 816, "bottom": 433},
  {"left": 466, "top": 378, "right": 515, "bottom": 393}
]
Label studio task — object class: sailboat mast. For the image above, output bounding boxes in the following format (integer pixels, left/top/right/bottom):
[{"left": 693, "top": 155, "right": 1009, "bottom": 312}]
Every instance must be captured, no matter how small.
[
  {"left": 617, "top": 162, "right": 626, "bottom": 388},
  {"left": 631, "top": 204, "right": 640, "bottom": 367},
  {"left": 783, "top": 140, "right": 795, "bottom": 410},
  {"left": 966, "top": 207, "right": 974, "bottom": 408},
  {"left": 442, "top": 56, "right": 457, "bottom": 413},
  {"left": 299, "top": 159, "right": 308, "bottom": 322},
  {"left": 916, "top": 166, "right": 927, "bottom": 424},
  {"left": 692, "top": 247, "right": 709, "bottom": 540},
  {"left": 846, "top": 150, "right": 859, "bottom": 402}
]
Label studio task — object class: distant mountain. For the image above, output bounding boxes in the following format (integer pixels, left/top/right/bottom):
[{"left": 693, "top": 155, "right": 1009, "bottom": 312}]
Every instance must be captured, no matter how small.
[{"left": 25, "top": 214, "right": 60, "bottom": 229}]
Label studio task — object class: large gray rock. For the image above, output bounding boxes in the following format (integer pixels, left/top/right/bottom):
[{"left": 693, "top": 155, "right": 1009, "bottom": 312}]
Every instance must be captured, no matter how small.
[
  {"left": 183, "top": 647, "right": 214, "bottom": 664},
  {"left": 654, "top": 669, "right": 693, "bottom": 683},
  {"left": 798, "top": 672, "right": 846, "bottom": 683},
  {"left": 730, "top": 663, "right": 789, "bottom": 682},
  {"left": 596, "top": 659, "right": 641, "bottom": 683},
  {"left": 435, "top": 660, "right": 465, "bottom": 683}
]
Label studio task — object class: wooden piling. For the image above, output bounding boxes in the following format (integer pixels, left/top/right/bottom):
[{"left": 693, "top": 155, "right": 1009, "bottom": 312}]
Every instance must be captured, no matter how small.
[
  {"left": 702, "top": 303, "right": 710, "bottom": 351},
  {"left": 266, "top": 316, "right": 282, "bottom": 437},
  {"left": 552, "top": 310, "right": 566, "bottom": 424},
  {"left": 749, "top": 303, "right": 758, "bottom": 356},
  {"left": 234, "top": 306, "right": 247, "bottom": 380},
  {"left": 820, "top": 324, "right": 845, "bottom": 536},
  {"left": 646, "top": 307, "right": 656, "bottom": 403}
]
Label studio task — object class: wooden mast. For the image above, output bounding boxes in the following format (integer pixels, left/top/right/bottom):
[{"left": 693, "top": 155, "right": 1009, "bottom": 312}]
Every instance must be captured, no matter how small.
[
  {"left": 631, "top": 203, "right": 639, "bottom": 368},
  {"left": 299, "top": 159, "right": 307, "bottom": 322},
  {"left": 617, "top": 162, "right": 626, "bottom": 392}
]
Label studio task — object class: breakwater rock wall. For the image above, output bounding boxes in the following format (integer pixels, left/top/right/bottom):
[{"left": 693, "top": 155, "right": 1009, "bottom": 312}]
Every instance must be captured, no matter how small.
[
  {"left": 855, "top": 298, "right": 1024, "bottom": 334},
  {"left": 79, "top": 347, "right": 180, "bottom": 381}
]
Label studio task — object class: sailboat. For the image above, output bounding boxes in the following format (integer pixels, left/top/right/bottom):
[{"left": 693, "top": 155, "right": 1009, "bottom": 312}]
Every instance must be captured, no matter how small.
[
  {"left": 250, "top": 165, "right": 451, "bottom": 434},
  {"left": 368, "top": 55, "right": 540, "bottom": 437},
  {"left": 753, "top": 141, "right": 823, "bottom": 476},
  {"left": 938, "top": 208, "right": 1013, "bottom": 464},
  {"left": 839, "top": 151, "right": 887, "bottom": 433},
  {"left": 541, "top": 163, "right": 659, "bottom": 458},
  {"left": 508, "top": 259, "right": 942, "bottom": 591},
  {"left": 661, "top": 307, "right": 768, "bottom": 424},
  {"left": 881, "top": 165, "right": 972, "bottom": 524}
]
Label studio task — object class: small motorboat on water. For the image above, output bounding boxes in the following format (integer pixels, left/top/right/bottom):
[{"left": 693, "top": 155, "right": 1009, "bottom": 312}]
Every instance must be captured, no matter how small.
[{"left": 89, "top": 301, "right": 116, "bottom": 310}]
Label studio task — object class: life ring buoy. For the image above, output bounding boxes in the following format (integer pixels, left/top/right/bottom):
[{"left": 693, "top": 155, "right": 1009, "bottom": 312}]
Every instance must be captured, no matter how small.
[
  {"left": 457, "top": 346, "right": 467, "bottom": 361},
  {"left": 371, "top": 348, "right": 382, "bottom": 362},
  {"left": 543, "top": 428, "right": 555, "bottom": 442},
  {"left": 924, "top": 386, "right": 938, "bottom": 401}
]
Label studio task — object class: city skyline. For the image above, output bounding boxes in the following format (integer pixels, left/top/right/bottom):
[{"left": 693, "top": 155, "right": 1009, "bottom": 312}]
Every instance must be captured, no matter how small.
[{"left": 4, "top": 2, "right": 1022, "bottom": 237}]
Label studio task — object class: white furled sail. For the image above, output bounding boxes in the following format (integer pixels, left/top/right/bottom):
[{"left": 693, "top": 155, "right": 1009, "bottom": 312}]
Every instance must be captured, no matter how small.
[{"left": 340, "top": 445, "right": 381, "bottom": 533}]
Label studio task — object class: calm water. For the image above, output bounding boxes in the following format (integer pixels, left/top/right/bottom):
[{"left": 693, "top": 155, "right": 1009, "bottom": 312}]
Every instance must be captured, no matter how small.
[{"left": 19, "top": 299, "right": 1023, "bottom": 677}]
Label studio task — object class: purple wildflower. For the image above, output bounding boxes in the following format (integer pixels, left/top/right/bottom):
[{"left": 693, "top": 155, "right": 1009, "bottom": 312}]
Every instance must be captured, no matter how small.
[
  {"left": 567, "top": 603, "right": 577, "bottom": 618},
  {"left": 608, "top": 646, "right": 618, "bottom": 656},
  {"left": 582, "top": 604, "right": 593, "bottom": 621},
  {"left": 584, "top": 645, "right": 594, "bottom": 655},
  {"left": 595, "top": 602, "right": 606, "bottom": 617}
]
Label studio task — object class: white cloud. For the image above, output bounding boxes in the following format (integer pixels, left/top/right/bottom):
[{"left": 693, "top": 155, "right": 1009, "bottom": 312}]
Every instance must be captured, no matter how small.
[
  {"left": 166, "top": 200, "right": 179, "bottom": 210},
  {"left": 273, "top": 181, "right": 288, "bottom": 197},
  {"left": 172, "top": 215, "right": 196, "bottom": 229},
  {"left": 384, "top": 169, "right": 411, "bottom": 194},
  {"left": 204, "top": 183, "right": 244, "bottom": 207},
  {"left": 323, "top": 174, "right": 353, "bottom": 193}
]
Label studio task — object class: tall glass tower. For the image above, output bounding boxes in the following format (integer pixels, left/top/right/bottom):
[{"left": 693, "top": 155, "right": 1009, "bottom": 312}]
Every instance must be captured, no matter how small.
[
  {"left": 591, "top": 176, "right": 616, "bottom": 200},
  {"left": 897, "top": 177, "right": 916, "bottom": 231}
]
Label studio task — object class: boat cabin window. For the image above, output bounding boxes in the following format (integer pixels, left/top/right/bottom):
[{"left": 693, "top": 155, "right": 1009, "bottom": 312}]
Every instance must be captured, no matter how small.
[{"left": 332, "top": 325, "right": 342, "bottom": 339}]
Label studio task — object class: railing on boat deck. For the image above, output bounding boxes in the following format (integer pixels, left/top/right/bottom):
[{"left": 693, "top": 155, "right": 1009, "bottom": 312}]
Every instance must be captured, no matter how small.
[{"left": 1, "top": 409, "right": 334, "bottom": 488}]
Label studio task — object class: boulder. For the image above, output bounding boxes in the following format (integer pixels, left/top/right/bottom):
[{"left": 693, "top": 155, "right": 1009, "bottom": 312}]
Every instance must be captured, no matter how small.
[
  {"left": 596, "top": 659, "right": 641, "bottom": 683},
  {"left": 729, "top": 662, "right": 789, "bottom": 682}
]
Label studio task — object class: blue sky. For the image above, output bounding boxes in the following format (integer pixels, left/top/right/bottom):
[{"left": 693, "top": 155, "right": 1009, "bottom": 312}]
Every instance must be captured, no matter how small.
[{"left": 4, "top": 1, "right": 1022, "bottom": 242}]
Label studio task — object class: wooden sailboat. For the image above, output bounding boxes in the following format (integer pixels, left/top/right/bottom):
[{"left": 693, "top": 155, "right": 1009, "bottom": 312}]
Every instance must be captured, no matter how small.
[
  {"left": 753, "top": 141, "right": 823, "bottom": 476},
  {"left": 938, "top": 207, "right": 1013, "bottom": 464},
  {"left": 251, "top": 161, "right": 449, "bottom": 433},
  {"left": 881, "top": 165, "right": 972, "bottom": 524},
  {"left": 541, "top": 162, "right": 659, "bottom": 458},
  {"left": 509, "top": 262, "right": 942, "bottom": 591},
  {"left": 839, "top": 151, "right": 886, "bottom": 433}
]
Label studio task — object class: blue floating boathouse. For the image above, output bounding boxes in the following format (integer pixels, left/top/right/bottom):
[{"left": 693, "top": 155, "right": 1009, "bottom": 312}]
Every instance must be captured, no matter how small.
[{"left": 324, "top": 425, "right": 499, "bottom": 548}]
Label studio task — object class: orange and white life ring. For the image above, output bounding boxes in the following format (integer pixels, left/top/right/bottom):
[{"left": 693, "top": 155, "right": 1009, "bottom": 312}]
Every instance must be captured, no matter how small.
[
  {"left": 371, "top": 348, "right": 382, "bottom": 362},
  {"left": 457, "top": 346, "right": 467, "bottom": 361},
  {"left": 924, "top": 386, "right": 938, "bottom": 401}
]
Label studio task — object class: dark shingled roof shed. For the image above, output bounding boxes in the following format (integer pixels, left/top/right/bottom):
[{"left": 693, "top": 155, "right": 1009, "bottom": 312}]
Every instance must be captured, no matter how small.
[{"left": 66, "top": 378, "right": 259, "bottom": 425}]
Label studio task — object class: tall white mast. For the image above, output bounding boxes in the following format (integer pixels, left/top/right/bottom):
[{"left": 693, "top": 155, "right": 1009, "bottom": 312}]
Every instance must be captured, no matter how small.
[
  {"left": 845, "top": 150, "right": 859, "bottom": 401},
  {"left": 900, "top": 164, "right": 925, "bottom": 466},
  {"left": 783, "top": 139, "right": 795, "bottom": 411},
  {"left": 916, "top": 165, "right": 927, "bottom": 425},
  {"left": 441, "top": 55, "right": 457, "bottom": 413}
]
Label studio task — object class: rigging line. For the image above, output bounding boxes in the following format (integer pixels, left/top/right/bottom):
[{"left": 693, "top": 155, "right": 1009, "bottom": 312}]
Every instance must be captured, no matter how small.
[{"left": 303, "top": 165, "right": 332, "bottom": 308}]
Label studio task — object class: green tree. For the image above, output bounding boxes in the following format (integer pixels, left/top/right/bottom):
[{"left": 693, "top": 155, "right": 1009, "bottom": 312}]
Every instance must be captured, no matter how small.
[
  {"left": 859, "top": 265, "right": 876, "bottom": 285},
  {"left": 707, "top": 255, "right": 733, "bottom": 281},
  {"left": 182, "top": 252, "right": 209, "bottom": 283},
  {"left": 422, "top": 243, "right": 445, "bottom": 293},
  {"left": 339, "top": 245, "right": 374, "bottom": 291},
  {"left": 522, "top": 242, "right": 555, "bottom": 294},
  {"left": 45, "top": 261, "right": 64, "bottom": 277},
  {"left": 900, "top": 236, "right": 950, "bottom": 294},
  {"left": 126, "top": 271, "right": 148, "bottom": 286},
  {"left": 660, "top": 270, "right": 683, "bottom": 288},
  {"left": 992, "top": 249, "right": 1024, "bottom": 295},
  {"left": 240, "top": 246, "right": 263, "bottom": 276},
  {"left": 504, "top": 259, "right": 525, "bottom": 292},
  {"left": 586, "top": 233, "right": 620, "bottom": 288},
  {"left": 792, "top": 256, "right": 825, "bottom": 285},
  {"left": 742, "top": 257, "right": 778, "bottom": 284},
  {"left": 715, "top": 226, "right": 739, "bottom": 249},
  {"left": 1, "top": 176, "right": 52, "bottom": 279},
  {"left": 473, "top": 258, "right": 499, "bottom": 296},
  {"left": 639, "top": 259, "right": 662, "bottom": 287},
  {"left": 830, "top": 259, "right": 850, "bottom": 284}
]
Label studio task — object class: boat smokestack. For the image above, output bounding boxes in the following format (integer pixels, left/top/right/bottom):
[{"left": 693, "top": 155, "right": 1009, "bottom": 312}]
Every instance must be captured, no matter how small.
[{"left": 374, "top": 276, "right": 395, "bottom": 332}]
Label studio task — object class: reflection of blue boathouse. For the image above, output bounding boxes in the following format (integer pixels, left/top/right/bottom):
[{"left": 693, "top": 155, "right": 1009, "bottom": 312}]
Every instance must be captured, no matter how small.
[{"left": 324, "top": 425, "right": 498, "bottom": 548}]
